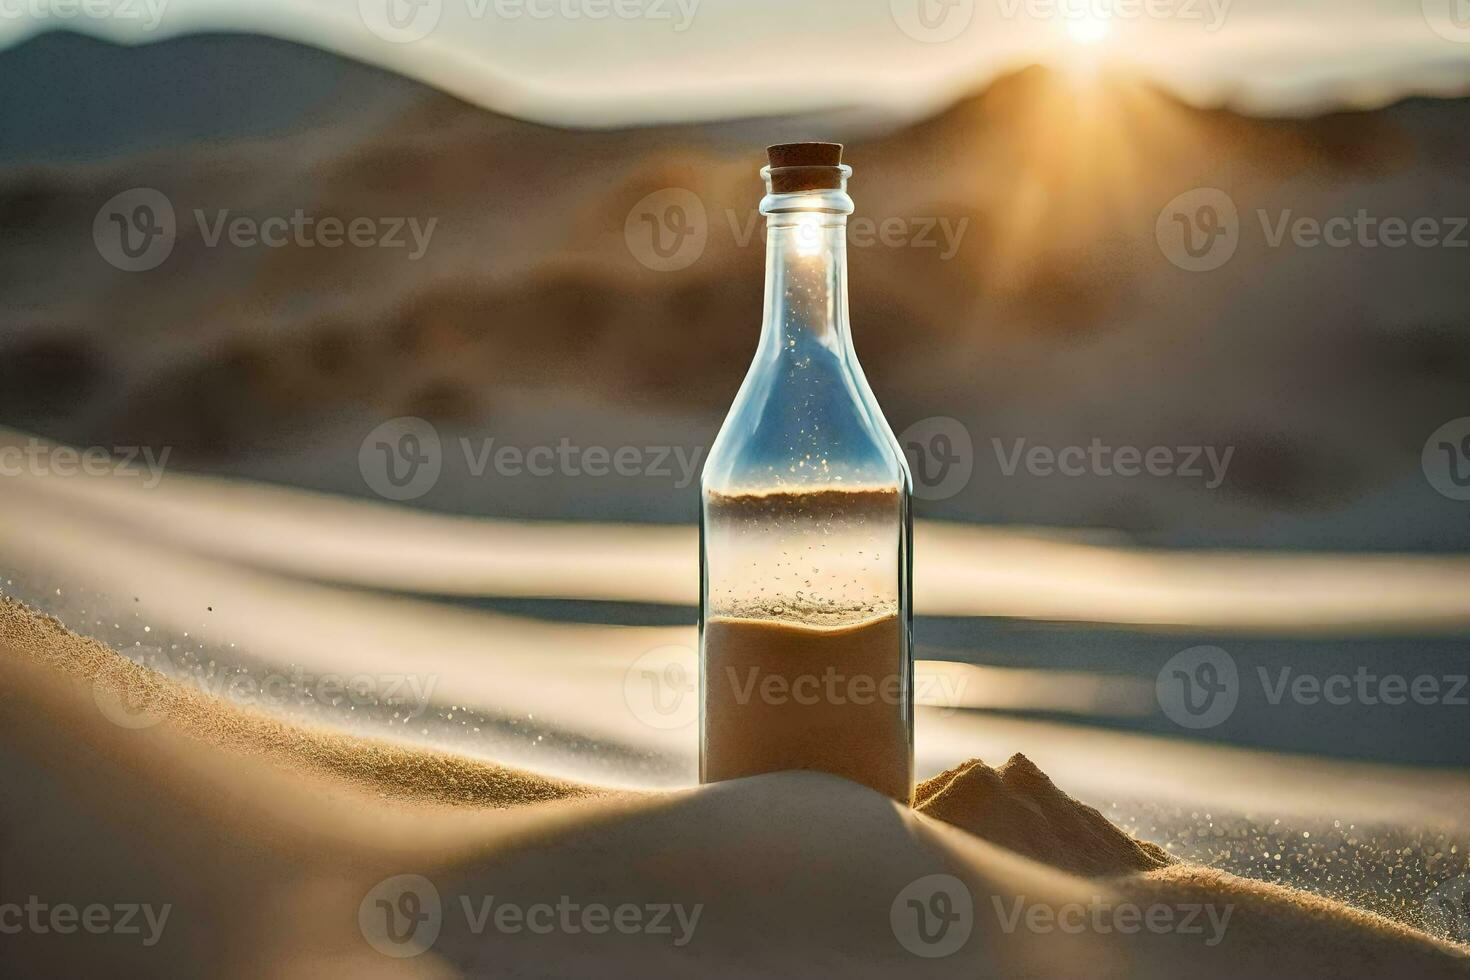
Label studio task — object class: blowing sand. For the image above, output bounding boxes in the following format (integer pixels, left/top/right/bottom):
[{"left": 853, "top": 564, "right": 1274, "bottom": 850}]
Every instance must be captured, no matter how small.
[
  {"left": 3, "top": 597, "right": 1467, "bottom": 978},
  {"left": 0, "top": 597, "right": 589, "bottom": 808}
]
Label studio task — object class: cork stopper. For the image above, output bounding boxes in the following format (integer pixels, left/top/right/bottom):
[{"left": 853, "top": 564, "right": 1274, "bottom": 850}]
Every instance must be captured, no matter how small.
[{"left": 766, "top": 142, "right": 845, "bottom": 193}]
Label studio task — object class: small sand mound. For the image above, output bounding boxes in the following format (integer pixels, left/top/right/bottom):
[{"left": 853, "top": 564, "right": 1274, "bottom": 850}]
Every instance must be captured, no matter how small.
[{"left": 915, "top": 754, "right": 1176, "bottom": 876}]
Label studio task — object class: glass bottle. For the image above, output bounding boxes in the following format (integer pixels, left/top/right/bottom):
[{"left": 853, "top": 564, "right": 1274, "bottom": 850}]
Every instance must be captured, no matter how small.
[{"left": 699, "top": 143, "right": 914, "bottom": 804}]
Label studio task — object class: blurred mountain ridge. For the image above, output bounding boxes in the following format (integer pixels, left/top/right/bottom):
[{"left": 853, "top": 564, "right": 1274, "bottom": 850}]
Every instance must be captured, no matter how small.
[{"left": 2, "top": 31, "right": 1468, "bottom": 545}]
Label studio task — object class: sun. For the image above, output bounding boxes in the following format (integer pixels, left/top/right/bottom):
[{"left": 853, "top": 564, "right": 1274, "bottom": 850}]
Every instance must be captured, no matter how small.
[{"left": 1066, "top": 14, "right": 1112, "bottom": 45}]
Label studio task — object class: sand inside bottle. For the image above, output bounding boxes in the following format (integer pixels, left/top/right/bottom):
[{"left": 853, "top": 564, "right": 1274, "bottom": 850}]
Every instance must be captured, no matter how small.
[{"left": 702, "top": 487, "right": 911, "bottom": 803}]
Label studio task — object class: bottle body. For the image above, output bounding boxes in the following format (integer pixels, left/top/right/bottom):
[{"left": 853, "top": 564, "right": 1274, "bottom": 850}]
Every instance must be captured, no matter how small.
[{"left": 698, "top": 160, "right": 914, "bottom": 803}]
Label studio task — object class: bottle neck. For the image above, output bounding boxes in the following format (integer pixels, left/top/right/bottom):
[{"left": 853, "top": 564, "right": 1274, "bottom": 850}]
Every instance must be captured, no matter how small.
[{"left": 758, "top": 182, "right": 855, "bottom": 359}]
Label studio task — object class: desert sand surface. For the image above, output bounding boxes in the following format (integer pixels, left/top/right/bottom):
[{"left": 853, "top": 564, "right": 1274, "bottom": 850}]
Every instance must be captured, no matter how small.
[
  {"left": 3, "top": 598, "right": 1468, "bottom": 978},
  {"left": 3, "top": 428, "right": 1469, "bottom": 922}
]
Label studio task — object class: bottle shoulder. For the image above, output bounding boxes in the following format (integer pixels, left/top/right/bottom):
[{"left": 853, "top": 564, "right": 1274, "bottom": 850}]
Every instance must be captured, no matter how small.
[{"left": 703, "top": 345, "right": 911, "bottom": 495}]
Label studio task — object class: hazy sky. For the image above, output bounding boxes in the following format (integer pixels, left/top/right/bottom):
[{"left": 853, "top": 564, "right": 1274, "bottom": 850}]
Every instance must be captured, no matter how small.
[{"left": 1, "top": 0, "right": 1468, "bottom": 124}]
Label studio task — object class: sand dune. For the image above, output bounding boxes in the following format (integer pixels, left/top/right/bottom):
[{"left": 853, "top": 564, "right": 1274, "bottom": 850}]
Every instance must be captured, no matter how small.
[
  {"left": 4, "top": 598, "right": 1467, "bottom": 977},
  {"left": 5, "top": 435, "right": 1470, "bottom": 823}
]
